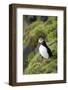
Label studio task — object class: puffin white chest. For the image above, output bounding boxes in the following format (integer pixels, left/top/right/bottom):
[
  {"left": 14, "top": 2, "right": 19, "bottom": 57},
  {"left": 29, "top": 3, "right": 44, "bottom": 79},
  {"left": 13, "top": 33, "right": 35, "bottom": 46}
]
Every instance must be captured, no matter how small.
[{"left": 39, "top": 45, "right": 49, "bottom": 59}]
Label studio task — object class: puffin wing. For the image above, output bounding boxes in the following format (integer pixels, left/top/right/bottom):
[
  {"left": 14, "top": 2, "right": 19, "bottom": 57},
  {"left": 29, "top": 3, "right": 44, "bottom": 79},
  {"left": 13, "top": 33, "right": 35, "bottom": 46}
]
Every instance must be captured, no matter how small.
[{"left": 42, "top": 41, "right": 53, "bottom": 57}]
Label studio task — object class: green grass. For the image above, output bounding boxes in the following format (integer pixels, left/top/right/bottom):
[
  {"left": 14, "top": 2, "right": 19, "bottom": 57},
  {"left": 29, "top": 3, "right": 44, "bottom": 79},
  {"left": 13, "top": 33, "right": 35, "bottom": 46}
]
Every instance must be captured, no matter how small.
[{"left": 24, "top": 53, "right": 57, "bottom": 74}]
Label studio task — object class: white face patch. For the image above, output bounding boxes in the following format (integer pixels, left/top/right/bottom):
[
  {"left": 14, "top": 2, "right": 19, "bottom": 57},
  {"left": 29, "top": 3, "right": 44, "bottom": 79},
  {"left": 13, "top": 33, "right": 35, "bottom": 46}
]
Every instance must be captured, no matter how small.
[{"left": 38, "top": 38, "right": 44, "bottom": 43}]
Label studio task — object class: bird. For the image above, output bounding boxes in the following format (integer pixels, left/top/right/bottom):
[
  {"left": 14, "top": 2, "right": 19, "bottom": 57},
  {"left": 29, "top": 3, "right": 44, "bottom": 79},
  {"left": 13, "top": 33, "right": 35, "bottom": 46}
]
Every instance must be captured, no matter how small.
[{"left": 38, "top": 37, "right": 53, "bottom": 59}]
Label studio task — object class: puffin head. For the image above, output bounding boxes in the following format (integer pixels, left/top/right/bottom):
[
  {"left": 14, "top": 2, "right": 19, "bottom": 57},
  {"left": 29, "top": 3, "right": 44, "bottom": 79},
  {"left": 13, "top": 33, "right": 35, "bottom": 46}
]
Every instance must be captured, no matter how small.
[{"left": 38, "top": 37, "right": 44, "bottom": 44}]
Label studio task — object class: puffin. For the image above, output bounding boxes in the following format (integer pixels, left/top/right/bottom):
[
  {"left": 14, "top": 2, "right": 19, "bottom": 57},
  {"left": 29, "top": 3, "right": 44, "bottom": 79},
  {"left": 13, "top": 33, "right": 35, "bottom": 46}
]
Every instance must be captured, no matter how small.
[{"left": 38, "top": 37, "right": 53, "bottom": 59}]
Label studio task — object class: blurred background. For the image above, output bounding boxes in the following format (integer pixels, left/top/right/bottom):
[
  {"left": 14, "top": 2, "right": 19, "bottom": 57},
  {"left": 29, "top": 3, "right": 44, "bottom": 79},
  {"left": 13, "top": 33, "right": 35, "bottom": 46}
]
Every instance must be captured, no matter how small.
[{"left": 23, "top": 15, "right": 57, "bottom": 74}]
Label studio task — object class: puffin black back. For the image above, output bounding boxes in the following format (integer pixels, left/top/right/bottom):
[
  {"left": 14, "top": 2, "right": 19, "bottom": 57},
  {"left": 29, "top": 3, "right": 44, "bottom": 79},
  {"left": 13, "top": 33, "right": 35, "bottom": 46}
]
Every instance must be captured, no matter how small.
[{"left": 42, "top": 41, "right": 53, "bottom": 57}]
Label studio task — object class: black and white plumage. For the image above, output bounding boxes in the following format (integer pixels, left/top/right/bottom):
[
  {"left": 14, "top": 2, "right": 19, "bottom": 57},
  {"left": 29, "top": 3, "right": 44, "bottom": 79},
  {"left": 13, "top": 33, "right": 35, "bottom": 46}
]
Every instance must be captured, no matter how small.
[{"left": 38, "top": 37, "right": 53, "bottom": 59}]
